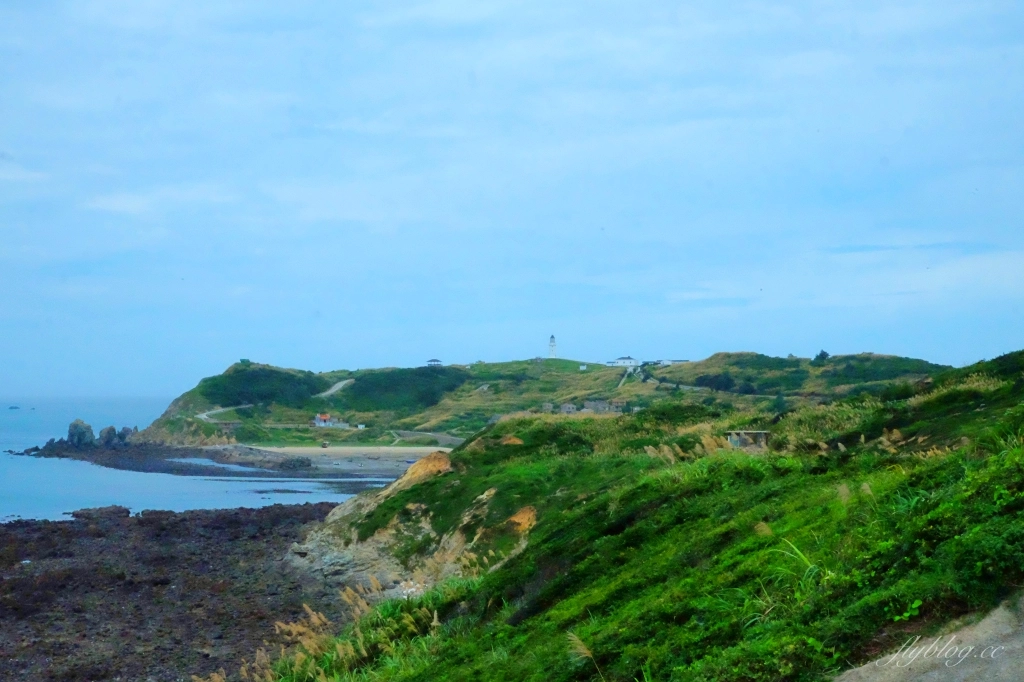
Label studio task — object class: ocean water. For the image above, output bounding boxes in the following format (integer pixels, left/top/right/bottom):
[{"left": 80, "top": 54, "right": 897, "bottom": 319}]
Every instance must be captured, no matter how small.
[
  {"left": 0, "top": 396, "right": 170, "bottom": 453},
  {"left": 0, "top": 397, "right": 355, "bottom": 521}
]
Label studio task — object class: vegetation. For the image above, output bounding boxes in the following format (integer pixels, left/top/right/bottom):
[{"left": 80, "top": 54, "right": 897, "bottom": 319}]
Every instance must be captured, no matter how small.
[
  {"left": 198, "top": 364, "right": 333, "bottom": 409},
  {"left": 144, "top": 353, "right": 950, "bottom": 447},
  {"left": 193, "top": 350, "right": 1024, "bottom": 681},
  {"left": 333, "top": 367, "right": 471, "bottom": 413}
]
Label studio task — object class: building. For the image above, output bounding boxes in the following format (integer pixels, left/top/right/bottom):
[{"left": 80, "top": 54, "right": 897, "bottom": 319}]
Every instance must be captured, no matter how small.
[
  {"left": 607, "top": 356, "right": 641, "bottom": 367},
  {"left": 584, "top": 400, "right": 611, "bottom": 414},
  {"left": 579, "top": 364, "right": 588, "bottom": 371},
  {"left": 541, "top": 402, "right": 554, "bottom": 413},
  {"left": 549, "top": 335, "right": 557, "bottom": 358},
  {"left": 426, "top": 359, "right": 442, "bottom": 367},
  {"left": 726, "top": 431, "right": 770, "bottom": 450},
  {"left": 313, "top": 413, "right": 335, "bottom": 427},
  {"left": 560, "top": 403, "right": 577, "bottom": 414}
]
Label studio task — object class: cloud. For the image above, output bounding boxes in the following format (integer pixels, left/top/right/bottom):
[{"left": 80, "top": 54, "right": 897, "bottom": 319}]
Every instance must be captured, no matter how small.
[
  {"left": 0, "top": 163, "right": 47, "bottom": 182},
  {"left": 85, "top": 185, "right": 236, "bottom": 215},
  {"left": 823, "top": 242, "right": 997, "bottom": 255}
]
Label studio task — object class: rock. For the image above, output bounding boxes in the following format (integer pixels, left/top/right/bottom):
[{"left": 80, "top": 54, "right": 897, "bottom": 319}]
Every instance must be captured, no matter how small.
[
  {"left": 118, "top": 426, "right": 134, "bottom": 444},
  {"left": 67, "top": 419, "right": 96, "bottom": 448},
  {"left": 382, "top": 451, "right": 453, "bottom": 497},
  {"left": 98, "top": 426, "right": 119, "bottom": 448},
  {"left": 507, "top": 506, "right": 537, "bottom": 533},
  {"left": 279, "top": 457, "right": 313, "bottom": 470},
  {"left": 70, "top": 506, "right": 131, "bottom": 520}
]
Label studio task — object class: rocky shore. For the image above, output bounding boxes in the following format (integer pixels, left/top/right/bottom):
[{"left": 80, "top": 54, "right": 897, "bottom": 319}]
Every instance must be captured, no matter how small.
[
  {"left": 0, "top": 503, "right": 342, "bottom": 681},
  {"left": 12, "top": 440, "right": 348, "bottom": 479}
]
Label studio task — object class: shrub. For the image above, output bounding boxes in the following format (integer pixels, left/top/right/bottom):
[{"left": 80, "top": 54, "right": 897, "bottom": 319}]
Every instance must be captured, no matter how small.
[{"left": 198, "top": 366, "right": 330, "bottom": 408}]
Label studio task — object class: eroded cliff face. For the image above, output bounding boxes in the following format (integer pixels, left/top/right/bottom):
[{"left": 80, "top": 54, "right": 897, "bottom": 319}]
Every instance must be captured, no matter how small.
[{"left": 288, "top": 451, "right": 534, "bottom": 601}]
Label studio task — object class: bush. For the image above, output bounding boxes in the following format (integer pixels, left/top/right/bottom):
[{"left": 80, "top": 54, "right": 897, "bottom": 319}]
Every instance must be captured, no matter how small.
[
  {"left": 879, "top": 382, "right": 917, "bottom": 402},
  {"left": 198, "top": 366, "right": 330, "bottom": 408},
  {"left": 336, "top": 367, "right": 470, "bottom": 412},
  {"left": 695, "top": 373, "right": 735, "bottom": 392}
]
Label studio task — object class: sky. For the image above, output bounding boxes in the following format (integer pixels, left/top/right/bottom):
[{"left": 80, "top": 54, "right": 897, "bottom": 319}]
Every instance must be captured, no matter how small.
[{"left": 1, "top": 1, "right": 1022, "bottom": 398}]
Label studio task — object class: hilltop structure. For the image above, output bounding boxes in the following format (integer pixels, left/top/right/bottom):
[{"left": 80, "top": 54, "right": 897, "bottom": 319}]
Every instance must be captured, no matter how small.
[
  {"left": 607, "top": 356, "right": 641, "bottom": 367},
  {"left": 549, "top": 335, "right": 556, "bottom": 358}
]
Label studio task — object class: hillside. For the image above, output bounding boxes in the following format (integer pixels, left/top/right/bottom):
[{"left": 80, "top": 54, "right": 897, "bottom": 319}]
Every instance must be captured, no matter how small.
[
  {"left": 200, "top": 348, "right": 1024, "bottom": 681},
  {"left": 138, "top": 352, "right": 950, "bottom": 447}
]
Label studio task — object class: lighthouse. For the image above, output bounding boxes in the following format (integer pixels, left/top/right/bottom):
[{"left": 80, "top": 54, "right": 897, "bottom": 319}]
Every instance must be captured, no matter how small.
[{"left": 549, "top": 335, "right": 557, "bottom": 359}]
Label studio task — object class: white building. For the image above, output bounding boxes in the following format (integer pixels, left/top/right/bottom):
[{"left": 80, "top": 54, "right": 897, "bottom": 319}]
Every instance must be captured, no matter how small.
[
  {"left": 607, "top": 356, "right": 641, "bottom": 368},
  {"left": 313, "top": 413, "right": 335, "bottom": 427}
]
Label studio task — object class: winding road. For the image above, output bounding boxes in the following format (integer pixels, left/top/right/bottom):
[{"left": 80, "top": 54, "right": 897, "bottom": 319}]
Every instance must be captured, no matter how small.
[
  {"left": 196, "top": 405, "right": 253, "bottom": 423},
  {"left": 195, "top": 380, "right": 353, "bottom": 423},
  {"left": 314, "top": 379, "right": 354, "bottom": 398}
]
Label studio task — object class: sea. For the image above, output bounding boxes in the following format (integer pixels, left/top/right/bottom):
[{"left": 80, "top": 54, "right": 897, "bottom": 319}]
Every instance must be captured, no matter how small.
[{"left": 0, "top": 397, "right": 355, "bottom": 522}]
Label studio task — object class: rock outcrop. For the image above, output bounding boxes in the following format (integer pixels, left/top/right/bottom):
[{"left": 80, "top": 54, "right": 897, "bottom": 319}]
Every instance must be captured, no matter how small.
[
  {"left": 288, "top": 451, "right": 535, "bottom": 602},
  {"left": 67, "top": 419, "right": 96, "bottom": 448}
]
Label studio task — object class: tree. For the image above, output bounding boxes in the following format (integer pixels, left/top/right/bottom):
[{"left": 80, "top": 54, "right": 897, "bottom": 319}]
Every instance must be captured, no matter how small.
[{"left": 811, "top": 350, "right": 831, "bottom": 366}]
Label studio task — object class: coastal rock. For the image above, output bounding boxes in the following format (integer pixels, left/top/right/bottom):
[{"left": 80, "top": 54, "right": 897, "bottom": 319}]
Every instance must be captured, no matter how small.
[
  {"left": 67, "top": 419, "right": 96, "bottom": 448},
  {"left": 70, "top": 505, "right": 131, "bottom": 520},
  {"left": 289, "top": 451, "right": 532, "bottom": 600},
  {"left": 383, "top": 451, "right": 453, "bottom": 497},
  {"left": 98, "top": 426, "right": 119, "bottom": 448},
  {"left": 0, "top": 503, "right": 339, "bottom": 681},
  {"left": 119, "top": 426, "right": 135, "bottom": 443}
]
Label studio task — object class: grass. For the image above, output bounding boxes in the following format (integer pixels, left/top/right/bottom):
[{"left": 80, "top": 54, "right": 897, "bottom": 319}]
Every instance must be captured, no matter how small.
[
  {"left": 191, "top": 350, "right": 1024, "bottom": 681},
  {"left": 143, "top": 352, "right": 950, "bottom": 447}
]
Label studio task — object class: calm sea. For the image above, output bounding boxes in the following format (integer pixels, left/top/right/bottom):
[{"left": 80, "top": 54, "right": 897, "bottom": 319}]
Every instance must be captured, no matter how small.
[
  {"left": 0, "top": 397, "right": 355, "bottom": 522},
  {"left": 0, "top": 396, "right": 170, "bottom": 453}
]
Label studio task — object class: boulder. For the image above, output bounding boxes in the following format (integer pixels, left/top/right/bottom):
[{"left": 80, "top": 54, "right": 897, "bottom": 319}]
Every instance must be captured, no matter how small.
[
  {"left": 98, "top": 426, "right": 119, "bottom": 448},
  {"left": 70, "top": 506, "right": 131, "bottom": 520},
  {"left": 67, "top": 420, "right": 95, "bottom": 448}
]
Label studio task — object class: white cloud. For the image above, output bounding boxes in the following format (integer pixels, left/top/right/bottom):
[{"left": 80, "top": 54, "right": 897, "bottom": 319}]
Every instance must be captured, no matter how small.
[
  {"left": 85, "top": 185, "right": 236, "bottom": 215},
  {"left": 0, "top": 163, "right": 47, "bottom": 182}
]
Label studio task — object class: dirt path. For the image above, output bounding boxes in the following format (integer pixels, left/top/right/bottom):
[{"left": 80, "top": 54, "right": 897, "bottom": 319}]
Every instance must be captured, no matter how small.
[
  {"left": 196, "top": 405, "right": 252, "bottom": 423},
  {"left": 314, "top": 379, "right": 353, "bottom": 398}
]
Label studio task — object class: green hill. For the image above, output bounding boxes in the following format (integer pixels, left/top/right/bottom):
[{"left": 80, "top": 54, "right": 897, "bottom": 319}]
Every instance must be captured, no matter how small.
[
  {"left": 139, "top": 353, "right": 951, "bottom": 446},
  {"left": 206, "top": 349, "right": 1024, "bottom": 681}
]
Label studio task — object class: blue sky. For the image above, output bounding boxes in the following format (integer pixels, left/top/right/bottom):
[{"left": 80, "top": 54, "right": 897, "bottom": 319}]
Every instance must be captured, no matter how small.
[{"left": 1, "top": 1, "right": 1022, "bottom": 397}]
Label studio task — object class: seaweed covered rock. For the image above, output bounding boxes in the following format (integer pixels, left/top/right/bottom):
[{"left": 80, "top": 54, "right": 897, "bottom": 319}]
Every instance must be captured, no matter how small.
[{"left": 67, "top": 419, "right": 95, "bottom": 448}]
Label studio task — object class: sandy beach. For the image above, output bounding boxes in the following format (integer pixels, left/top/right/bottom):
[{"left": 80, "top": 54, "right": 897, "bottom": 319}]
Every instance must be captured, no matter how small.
[{"left": 204, "top": 444, "right": 450, "bottom": 478}]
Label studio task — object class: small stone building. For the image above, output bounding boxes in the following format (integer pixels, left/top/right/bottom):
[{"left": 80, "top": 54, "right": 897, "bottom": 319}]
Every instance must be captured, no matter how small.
[{"left": 726, "top": 431, "right": 770, "bottom": 450}]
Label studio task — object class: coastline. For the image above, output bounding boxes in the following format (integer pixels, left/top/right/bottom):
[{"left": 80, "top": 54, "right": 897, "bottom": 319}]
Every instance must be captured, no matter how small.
[
  {"left": 0, "top": 503, "right": 341, "bottom": 681},
  {"left": 10, "top": 441, "right": 449, "bottom": 480}
]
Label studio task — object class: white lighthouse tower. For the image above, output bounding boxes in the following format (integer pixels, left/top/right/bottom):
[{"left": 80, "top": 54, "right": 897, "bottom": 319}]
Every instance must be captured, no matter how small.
[{"left": 549, "top": 335, "right": 557, "bottom": 358}]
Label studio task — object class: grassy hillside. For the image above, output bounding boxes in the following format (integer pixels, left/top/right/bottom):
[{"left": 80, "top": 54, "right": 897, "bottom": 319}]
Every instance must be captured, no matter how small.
[
  {"left": 140, "top": 353, "right": 951, "bottom": 446},
  {"left": 208, "top": 349, "right": 1024, "bottom": 682}
]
